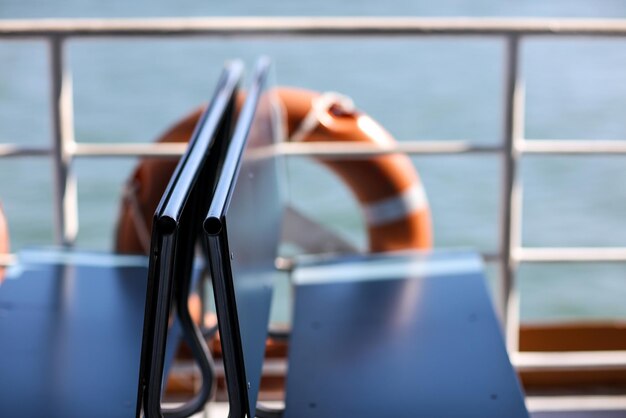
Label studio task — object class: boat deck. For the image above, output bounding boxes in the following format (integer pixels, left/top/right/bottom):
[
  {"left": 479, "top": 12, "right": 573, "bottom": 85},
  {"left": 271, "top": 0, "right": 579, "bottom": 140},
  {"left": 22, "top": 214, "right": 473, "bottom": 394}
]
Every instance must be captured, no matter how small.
[{"left": 2, "top": 17, "right": 626, "bottom": 417}]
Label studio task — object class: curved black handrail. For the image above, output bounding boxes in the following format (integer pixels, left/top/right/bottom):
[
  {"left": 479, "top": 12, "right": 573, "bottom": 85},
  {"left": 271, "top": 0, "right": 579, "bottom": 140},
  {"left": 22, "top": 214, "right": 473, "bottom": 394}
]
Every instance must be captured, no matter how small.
[
  {"left": 203, "top": 57, "right": 270, "bottom": 235},
  {"left": 140, "top": 60, "right": 243, "bottom": 418},
  {"left": 203, "top": 57, "right": 271, "bottom": 418}
]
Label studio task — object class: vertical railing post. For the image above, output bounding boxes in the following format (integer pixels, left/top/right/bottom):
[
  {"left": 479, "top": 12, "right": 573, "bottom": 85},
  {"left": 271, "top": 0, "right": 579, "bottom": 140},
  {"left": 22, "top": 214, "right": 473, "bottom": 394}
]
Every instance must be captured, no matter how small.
[
  {"left": 49, "top": 36, "right": 78, "bottom": 246},
  {"left": 499, "top": 35, "right": 525, "bottom": 353}
]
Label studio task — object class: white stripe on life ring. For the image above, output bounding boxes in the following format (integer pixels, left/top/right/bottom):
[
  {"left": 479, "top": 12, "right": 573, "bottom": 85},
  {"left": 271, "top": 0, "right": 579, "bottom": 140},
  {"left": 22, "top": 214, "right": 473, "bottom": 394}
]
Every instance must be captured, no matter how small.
[
  {"left": 288, "top": 92, "right": 355, "bottom": 143},
  {"left": 362, "top": 183, "right": 429, "bottom": 227}
]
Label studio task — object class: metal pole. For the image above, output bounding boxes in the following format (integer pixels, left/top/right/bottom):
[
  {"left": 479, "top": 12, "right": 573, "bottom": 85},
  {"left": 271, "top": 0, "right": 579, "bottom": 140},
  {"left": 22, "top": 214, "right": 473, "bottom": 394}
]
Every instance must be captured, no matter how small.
[
  {"left": 49, "top": 36, "right": 78, "bottom": 246},
  {"left": 499, "top": 35, "right": 524, "bottom": 353}
]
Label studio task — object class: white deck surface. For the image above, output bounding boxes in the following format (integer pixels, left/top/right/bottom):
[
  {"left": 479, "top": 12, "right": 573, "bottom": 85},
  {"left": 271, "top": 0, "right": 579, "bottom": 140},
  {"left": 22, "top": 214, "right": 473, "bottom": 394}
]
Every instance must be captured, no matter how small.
[
  {"left": 178, "top": 395, "right": 626, "bottom": 418},
  {"left": 528, "top": 395, "right": 626, "bottom": 417}
]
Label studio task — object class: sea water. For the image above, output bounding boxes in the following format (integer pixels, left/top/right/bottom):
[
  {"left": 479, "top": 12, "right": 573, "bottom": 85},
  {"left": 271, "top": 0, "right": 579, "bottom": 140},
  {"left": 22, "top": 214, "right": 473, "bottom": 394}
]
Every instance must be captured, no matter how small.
[{"left": 1, "top": 0, "right": 626, "bottom": 322}]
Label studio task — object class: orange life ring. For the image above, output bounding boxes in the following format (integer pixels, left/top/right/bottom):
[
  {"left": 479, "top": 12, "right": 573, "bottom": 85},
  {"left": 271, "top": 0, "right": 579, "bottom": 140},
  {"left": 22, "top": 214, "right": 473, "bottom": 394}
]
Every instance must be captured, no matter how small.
[
  {"left": 0, "top": 203, "right": 9, "bottom": 283},
  {"left": 114, "top": 87, "right": 431, "bottom": 254},
  {"left": 277, "top": 88, "right": 432, "bottom": 252}
]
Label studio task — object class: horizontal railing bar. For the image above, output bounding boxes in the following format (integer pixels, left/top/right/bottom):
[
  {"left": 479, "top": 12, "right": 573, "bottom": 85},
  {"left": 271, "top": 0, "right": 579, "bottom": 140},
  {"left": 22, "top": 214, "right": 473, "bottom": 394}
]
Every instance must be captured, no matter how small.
[
  {"left": 516, "top": 247, "right": 626, "bottom": 263},
  {"left": 520, "top": 140, "right": 626, "bottom": 155},
  {"left": 4, "top": 139, "right": 626, "bottom": 159},
  {"left": 0, "top": 141, "right": 502, "bottom": 158},
  {"left": 0, "top": 252, "right": 499, "bottom": 268},
  {"left": 513, "top": 350, "right": 626, "bottom": 372},
  {"left": 72, "top": 142, "right": 187, "bottom": 158},
  {"left": 4, "top": 247, "right": 626, "bottom": 266},
  {"left": 0, "top": 144, "right": 51, "bottom": 157},
  {"left": 276, "top": 252, "right": 502, "bottom": 271},
  {"left": 276, "top": 141, "right": 503, "bottom": 157},
  {"left": 3, "top": 18, "right": 626, "bottom": 39}
]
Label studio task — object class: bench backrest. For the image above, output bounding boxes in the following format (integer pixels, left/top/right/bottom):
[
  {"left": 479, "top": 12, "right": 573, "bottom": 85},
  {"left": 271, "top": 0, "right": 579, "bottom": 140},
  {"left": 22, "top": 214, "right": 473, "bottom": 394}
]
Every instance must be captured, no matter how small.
[
  {"left": 203, "top": 58, "right": 284, "bottom": 418},
  {"left": 139, "top": 62, "right": 243, "bottom": 418}
]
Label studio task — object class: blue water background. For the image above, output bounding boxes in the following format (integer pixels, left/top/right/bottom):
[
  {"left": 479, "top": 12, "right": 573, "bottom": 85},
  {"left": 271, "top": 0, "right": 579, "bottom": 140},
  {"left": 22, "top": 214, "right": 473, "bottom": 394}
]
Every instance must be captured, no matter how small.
[{"left": 1, "top": 1, "right": 626, "bottom": 322}]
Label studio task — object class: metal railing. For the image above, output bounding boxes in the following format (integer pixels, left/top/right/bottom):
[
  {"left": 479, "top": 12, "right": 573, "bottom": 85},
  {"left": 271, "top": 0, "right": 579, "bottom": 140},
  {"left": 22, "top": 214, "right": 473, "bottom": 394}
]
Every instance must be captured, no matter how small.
[{"left": 2, "top": 17, "right": 626, "bottom": 371}]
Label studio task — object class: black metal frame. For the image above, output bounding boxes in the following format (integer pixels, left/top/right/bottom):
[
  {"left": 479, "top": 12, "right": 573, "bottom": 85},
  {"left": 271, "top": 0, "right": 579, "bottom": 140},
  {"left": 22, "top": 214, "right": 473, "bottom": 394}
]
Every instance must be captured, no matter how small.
[
  {"left": 138, "top": 61, "right": 243, "bottom": 418},
  {"left": 203, "top": 57, "right": 271, "bottom": 418}
]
